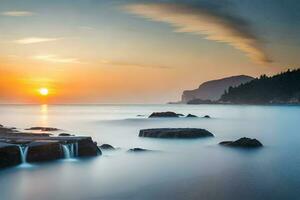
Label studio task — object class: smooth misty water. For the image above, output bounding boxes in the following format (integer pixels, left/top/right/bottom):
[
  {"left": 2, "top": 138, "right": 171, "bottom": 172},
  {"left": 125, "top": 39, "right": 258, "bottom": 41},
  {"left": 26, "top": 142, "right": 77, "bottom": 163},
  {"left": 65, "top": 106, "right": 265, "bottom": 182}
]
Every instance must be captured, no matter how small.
[{"left": 0, "top": 104, "right": 300, "bottom": 200}]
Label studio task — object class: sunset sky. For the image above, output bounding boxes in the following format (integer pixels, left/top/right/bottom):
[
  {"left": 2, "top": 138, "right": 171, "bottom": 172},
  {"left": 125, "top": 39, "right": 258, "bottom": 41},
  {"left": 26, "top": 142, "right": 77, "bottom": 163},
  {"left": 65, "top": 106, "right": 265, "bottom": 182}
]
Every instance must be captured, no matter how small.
[{"left": 0, "top": 0, "right": 299, "bottom": 104}]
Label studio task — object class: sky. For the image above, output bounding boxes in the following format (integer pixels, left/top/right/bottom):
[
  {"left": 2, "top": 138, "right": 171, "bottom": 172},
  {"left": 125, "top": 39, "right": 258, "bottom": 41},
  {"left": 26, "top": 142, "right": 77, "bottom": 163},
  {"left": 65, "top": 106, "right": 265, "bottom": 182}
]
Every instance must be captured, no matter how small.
[{"left": 0, "top": 0, "right": 300, "bottom": 104}]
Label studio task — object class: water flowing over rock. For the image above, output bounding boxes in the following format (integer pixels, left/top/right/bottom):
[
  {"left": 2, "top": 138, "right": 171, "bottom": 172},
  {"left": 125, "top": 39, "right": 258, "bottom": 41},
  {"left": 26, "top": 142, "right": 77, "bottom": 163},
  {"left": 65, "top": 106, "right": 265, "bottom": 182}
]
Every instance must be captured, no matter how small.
[
  {"left": 19, "top": 145, "right": 28, "bottom": 164},
  {"left": 139, "top": 128, "right": 214, "bottom": 138}
]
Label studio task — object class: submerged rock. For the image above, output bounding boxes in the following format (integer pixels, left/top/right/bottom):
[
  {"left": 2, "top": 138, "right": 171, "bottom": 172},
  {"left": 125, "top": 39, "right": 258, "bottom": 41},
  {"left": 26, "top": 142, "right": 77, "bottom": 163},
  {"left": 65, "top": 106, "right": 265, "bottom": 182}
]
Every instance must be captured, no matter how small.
[
  {"left": 203, "top": 115, "right": 211, "bottom": 118},
  {"left": 219, "top": 137, "right": 263, "bottom": 148},
  {"left": 25, "top": 127, "right": 60, "bottom": 131},
  {"left": 27, "top": 141, "right": 64, "bottom": 163},
  {"left": 149, "top": 112, "right": 182, "bottom": 118},
  {"left": 77, "top": 138, "right": 101, "bottom": 157},
  {"left": 186, "top": 114, "right": 198, "bottom": 118},
  {"left": 0, "top": 142, "right": 22, "bottom": 168},
  {"left": 99, "top": 144, "right": 115, "bottom": 150},
  {"left": 128, "top": 148, "right": 149, "bottom": 152},
  {"left": 139, "top": 128, "right": 214, "bottom": 138}
]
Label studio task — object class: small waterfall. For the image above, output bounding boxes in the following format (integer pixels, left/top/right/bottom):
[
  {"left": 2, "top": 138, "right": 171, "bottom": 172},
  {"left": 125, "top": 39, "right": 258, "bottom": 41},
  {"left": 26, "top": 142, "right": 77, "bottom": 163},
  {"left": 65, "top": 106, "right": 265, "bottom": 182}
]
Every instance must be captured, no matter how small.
[
  {"left": 19, "top": 146, "right": 28, "bottom": 164},
  {"left": 74, "top": 142, "right": 78, "bottom": 157},
  {"left": 62, "top": 143, "right": 78, "bottom": 159},
  {"left": 62, "top": 144, "right": 71, "bottom": 159}
]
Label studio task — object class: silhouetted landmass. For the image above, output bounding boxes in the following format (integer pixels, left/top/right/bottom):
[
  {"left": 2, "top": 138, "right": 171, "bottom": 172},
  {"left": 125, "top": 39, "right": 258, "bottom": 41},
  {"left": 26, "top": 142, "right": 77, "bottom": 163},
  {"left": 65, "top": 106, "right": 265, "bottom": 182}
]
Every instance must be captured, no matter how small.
[
  {"left": 187, "top": 99, "right": 215, "bottom": 104},
  {"left": 182, "top": 75, "right": 254, "bottom": 103},
  {"left": 220, "top": 69, "right": 300, "bottom": 104}
]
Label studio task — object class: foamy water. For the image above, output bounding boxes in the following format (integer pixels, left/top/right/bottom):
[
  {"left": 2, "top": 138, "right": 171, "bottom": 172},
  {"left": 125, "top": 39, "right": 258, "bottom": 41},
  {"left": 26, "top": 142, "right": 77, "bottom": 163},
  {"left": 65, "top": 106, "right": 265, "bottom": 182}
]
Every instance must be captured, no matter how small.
[{"left": 0, "top": 104, "right": 300, "bottom": 200}]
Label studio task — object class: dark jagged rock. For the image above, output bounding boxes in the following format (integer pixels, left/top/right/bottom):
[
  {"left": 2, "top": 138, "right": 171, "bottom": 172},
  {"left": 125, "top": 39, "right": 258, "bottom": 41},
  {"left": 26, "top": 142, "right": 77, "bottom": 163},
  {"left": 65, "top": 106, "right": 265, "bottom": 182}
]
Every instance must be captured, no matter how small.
[
  {"left": 99, "top": 144, "right": 115, "bottom": 150},
  {"left": 77, "top": 138, "right": 101, "bottom": 157},
  {"left": 139, "top": 128, "right": 214, "bottom": 138},
  {"left": 128, "top": 148, "right": 149, "bottom": 152},
  {"left": 27, "top": 141, "right": 64, "bottom": 163},
  {"left": 204, "top": 115, "right": 211, "bottom": 118},
  {"left": 25, "top": 127, "right": 60, "bottom": 132},
  {"left": 186, "top": 114, "right": 198, "bottom": 118},
  {"left": 219, "top": 137, "right": 263, "bottom": 148},
  {"left": 0, "top": 142, "right": 22, "bottom": 168},
  {"left": 149, "top": 112, "right": 182, "bottom": 118}
]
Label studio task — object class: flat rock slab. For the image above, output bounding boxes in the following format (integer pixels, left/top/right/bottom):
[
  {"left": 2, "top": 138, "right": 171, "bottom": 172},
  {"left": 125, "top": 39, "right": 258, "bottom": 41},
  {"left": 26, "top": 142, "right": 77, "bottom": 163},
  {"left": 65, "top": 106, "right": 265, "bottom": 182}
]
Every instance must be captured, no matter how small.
[
  {"left": 139, "top": 128, "right": 214, "bottom": 138},
  {"left": 219, "top": 137, "right": 263, "bottom": 148}
]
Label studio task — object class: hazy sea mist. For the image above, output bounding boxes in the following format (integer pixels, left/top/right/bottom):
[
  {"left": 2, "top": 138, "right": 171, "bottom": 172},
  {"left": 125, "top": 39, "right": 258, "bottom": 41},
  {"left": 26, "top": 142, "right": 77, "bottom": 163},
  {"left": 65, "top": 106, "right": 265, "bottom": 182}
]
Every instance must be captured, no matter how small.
[{"left": 0, "top": 104, "right": 299, "bottom": 200}]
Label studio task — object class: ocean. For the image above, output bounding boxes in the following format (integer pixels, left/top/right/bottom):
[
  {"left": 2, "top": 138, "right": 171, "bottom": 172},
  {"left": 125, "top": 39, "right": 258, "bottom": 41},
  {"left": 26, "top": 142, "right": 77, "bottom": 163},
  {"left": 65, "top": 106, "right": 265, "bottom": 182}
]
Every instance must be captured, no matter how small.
[{"left": 0, "top": 104, "right": 299, "bottom": 200}]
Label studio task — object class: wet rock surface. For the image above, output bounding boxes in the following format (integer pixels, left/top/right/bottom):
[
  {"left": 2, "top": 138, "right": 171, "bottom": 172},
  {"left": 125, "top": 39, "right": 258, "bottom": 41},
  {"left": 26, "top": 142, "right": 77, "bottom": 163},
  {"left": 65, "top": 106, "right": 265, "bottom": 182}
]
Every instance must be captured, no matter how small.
[
  {"left": 219, "top": 137, "right": 263, "bottom": 148},
  {"left": 0, "top": 124, "right": 101, "bottom": 167},
  {"left": 139, "top": 128, "right": 214, "bottom": 138},
  {"left": 77, "top": 138, "right": 101, "bottom": 157},
  {"left": 27, "top": 141, "right": 64, "bottom": 163},
  {"left": 0, "top": 142, "right": 22, "bottom": 168}
]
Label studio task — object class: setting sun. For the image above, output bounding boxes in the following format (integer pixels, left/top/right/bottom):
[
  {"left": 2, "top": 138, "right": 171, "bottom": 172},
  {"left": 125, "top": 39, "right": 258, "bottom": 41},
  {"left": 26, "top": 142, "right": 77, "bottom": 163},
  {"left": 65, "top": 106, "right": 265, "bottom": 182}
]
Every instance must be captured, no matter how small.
[{"left": 39, "top": 88, "right": 49, "bottom": 96}]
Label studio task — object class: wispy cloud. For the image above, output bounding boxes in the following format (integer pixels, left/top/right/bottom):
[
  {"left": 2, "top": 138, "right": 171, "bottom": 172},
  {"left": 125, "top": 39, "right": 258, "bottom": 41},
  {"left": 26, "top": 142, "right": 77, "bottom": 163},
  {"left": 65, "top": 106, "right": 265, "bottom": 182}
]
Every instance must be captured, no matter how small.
[
  {"left": 100, "top": 59, "right": 170, "bottom": 69},
  {"left": 32, "top": 54, "right": 81, "bottom": 64},
  {"left": 1, "top": 11, "right": 35, "bottom": 17},
  {"left": 14, "top": 37, "right": 62, "bottom": 44},
  {"left": 124, "top": 2, "right": 272, "bottom": 65}
]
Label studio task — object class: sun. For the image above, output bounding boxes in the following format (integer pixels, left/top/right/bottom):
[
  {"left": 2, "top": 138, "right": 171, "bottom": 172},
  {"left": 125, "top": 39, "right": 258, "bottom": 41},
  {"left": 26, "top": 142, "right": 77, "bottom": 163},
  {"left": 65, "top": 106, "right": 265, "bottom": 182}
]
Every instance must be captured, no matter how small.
[{"left": 39, "top": 88, "right": 49, "bottom": 96}]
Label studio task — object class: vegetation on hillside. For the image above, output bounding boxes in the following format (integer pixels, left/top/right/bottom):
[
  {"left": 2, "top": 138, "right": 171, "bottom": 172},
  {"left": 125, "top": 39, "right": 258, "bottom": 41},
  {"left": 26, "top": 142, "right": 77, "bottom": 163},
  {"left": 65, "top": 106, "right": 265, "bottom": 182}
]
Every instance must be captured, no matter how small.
[{"left": 220, "top": 69, "right": 300, "bottom": 104}]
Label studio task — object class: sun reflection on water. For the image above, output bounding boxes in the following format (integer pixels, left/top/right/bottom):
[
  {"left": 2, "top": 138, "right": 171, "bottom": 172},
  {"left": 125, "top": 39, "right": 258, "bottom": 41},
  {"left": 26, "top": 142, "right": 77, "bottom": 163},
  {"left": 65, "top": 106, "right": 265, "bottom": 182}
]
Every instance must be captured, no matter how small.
[{"left": 40, "top": 104, "right": 48, "bottom": 126}]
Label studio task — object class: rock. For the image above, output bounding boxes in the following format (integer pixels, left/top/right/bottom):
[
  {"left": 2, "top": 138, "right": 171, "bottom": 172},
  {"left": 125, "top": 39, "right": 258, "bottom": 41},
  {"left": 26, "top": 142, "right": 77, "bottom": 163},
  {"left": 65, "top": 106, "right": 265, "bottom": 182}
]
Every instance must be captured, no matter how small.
[
  {"left": 0, "top": 142, "right": 22, "bottom": 168},
  {"left": 149, "top": 112, "right": 181, "bottom": 118},
  {"left": 25, "top": 127, "right": 60, "bottom": 131},
  {"left": 27, "top": 141, "right": 64, "bottom": 163},
  {"left": 186, "top": 114, "right": 198, "bottom": 118},
  {"left": 0, "top": 124, "right": 3, "bottom": 127},
  {"left": 77, "top": 138, "right": 101, "bottom": 157},
  {"left": 128, "top": 148, "right": 149, "bottom": 152},
  {"left": 99, "top": 144, "right": 115, "bottom": 150},
  {"left": 139, "top": 128, "right": 214, "bottom": 138},
  {"left": 59, "top": 133, "right": 72, "bottom": 136},
  {"left": 219, "top": 137, "right": 263, "bottom": 148},
  {"left": 204, "top": 115, "right": 211, "bottom": 118}
]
